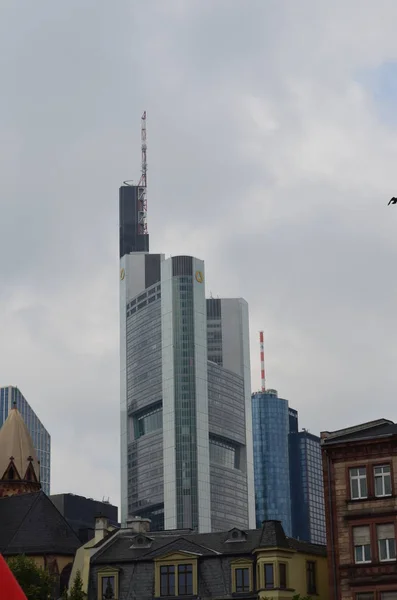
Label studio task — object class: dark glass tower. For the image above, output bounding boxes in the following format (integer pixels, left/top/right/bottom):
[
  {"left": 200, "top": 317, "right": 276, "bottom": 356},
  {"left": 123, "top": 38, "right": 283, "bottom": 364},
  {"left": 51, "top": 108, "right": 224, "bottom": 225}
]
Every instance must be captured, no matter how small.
[
  {"left": 289, "top": 418, "right": 326, "bottom": 545},
  {"left": 119, "top": 185, "right": 149, "bottom": 257}
]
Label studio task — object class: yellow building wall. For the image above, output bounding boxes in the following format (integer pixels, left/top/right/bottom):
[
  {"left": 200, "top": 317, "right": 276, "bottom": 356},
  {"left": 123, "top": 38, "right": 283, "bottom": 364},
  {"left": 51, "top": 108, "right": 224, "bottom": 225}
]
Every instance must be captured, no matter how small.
[{"left": 256, "top": 549, "right": 329, "bottom": 600}]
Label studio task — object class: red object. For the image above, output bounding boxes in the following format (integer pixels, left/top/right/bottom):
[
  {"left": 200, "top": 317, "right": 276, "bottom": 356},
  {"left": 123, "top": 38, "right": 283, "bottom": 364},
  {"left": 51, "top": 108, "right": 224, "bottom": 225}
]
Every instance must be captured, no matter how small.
[{"left": 0, "top": 554, "right": 27, "bottom": 599}]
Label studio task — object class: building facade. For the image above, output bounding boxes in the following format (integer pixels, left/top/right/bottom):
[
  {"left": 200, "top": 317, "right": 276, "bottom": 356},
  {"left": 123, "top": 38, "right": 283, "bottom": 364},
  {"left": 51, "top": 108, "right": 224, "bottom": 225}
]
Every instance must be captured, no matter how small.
[
  {"left": 322, "top": 419, "right": 397, "bottom": 600},
  {"left": 88, "top": 519, "right": 329, "bottom": 600},
  {"left": 252, "top": 389, "right": 291, "bottom": 535},
  {"left": 0, "top": 386, "right": 50, "bottom": 494},
  {"left": 289, "top": 410, "right": 326, "bottom": 545},
  {"left": 50, "top": 493, "right": 119, "bottom": 543},
  {"left": 120, "top": 185, "right": 255, "bottom": 532}
]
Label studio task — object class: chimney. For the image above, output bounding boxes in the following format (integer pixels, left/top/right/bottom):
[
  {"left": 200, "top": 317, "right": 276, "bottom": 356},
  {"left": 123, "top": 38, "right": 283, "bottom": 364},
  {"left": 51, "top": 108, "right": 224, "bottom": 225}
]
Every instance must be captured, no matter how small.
[
  {"left": 94, "top": 515, "right": 110, "bottom": 542},
  {"left": 125, "top": 516, "right": 151, "bottom": 533}
]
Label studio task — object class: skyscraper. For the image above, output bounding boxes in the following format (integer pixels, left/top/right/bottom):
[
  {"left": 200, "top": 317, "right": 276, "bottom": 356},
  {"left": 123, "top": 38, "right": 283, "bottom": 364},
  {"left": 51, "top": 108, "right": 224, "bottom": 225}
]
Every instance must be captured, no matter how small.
[
  {"left": 0, "top": 386, "right": 51, "bottom": 494},
  {"left": 120, "top": 202, "right": 254, "bottom": 531},
  {"left": 289, "top": 411, "right": 326, "bottom": 544},
  {"left": 251, "top": 389, "right": 292, "bottom": 535}
]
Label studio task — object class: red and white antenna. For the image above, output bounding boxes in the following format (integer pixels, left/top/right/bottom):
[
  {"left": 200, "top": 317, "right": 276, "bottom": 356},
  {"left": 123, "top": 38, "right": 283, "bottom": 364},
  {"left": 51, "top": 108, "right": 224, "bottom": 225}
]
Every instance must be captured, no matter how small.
[
  {"left": 259, "top": 331, "right": 266, "bottom": 392},
  {"left": 137, "top": 111, "right": 148, "bottom": 235}
]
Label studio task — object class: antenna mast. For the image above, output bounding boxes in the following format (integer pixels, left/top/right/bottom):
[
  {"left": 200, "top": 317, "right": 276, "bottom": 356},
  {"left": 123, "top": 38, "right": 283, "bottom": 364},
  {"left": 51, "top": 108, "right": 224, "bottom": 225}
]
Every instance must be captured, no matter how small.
[
  {"left": 259, "top": 331, "right": 266, "bottom": 392},
  {"left": 137, "top": 110, "right": 148, "bottom": 235}
]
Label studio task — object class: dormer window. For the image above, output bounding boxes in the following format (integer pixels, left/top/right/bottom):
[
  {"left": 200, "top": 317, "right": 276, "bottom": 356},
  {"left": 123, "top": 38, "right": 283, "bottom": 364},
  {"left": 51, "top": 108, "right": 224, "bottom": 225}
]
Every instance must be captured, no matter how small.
[
  {"left": 129, "top": 534, "right": 153, "bottom": 549},
  {"left": 226, "top": 528, "right": 246, "bottom": 542}
]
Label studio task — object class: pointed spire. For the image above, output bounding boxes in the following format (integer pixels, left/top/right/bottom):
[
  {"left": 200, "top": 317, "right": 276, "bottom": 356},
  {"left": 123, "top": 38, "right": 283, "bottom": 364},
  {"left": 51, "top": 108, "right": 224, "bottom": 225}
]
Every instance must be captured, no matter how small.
[{"left": 0, "top": 407, "right": 41, "bottom": 495}]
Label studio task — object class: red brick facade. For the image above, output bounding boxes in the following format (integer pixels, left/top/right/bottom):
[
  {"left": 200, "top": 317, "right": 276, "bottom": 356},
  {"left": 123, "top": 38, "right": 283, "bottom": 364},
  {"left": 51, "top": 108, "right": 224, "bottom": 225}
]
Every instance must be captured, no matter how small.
[{"left": 322, "top": 424, "right": 397, "bottom": 600}]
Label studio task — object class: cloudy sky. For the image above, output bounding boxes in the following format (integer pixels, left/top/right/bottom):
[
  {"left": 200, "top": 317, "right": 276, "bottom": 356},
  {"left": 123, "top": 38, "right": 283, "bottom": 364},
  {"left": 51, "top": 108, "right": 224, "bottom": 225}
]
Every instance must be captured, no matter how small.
[{"left": 1, "top": 0, "right": 397, "bottom": 511}]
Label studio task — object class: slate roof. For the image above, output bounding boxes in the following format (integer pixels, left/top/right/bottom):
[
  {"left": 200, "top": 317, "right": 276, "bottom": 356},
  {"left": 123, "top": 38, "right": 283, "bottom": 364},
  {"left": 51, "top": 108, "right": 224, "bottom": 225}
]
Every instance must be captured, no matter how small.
[
  {"left": 322, "top": 419, "right": 397, "bottom": 445},
  {"left": 92, "top": 520, "right": 326, "bottom": 564},
  {"left": 0, "top": 491, "right": 81, "bottom": 555}
]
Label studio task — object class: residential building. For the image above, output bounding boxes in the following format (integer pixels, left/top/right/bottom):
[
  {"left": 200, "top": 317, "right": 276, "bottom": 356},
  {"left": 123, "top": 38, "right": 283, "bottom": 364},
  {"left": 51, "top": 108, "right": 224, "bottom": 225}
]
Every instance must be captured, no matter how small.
[
  {"left": 88, "top": 519, "right": 329, "bottom": 600},
  {"left": 120, "top": 183, "right": 255, "bottom": 532},
  {"left": 0, "top": 405, "right": 80, "bottom": 596},
  {"left": 0, "top": 386, "right": 51, "bottom": 494},
  {"left": 322, "top": 418, "right": 397, "bottom": 599},
  {"left": 289, "top": 409, "right": 326, "bottom": 545},
  {"left": 50, "top": 493, "right": 118, "bottom": 543},
  {"left": 252, "top": 389, "right": 292, "bottom": 535}
]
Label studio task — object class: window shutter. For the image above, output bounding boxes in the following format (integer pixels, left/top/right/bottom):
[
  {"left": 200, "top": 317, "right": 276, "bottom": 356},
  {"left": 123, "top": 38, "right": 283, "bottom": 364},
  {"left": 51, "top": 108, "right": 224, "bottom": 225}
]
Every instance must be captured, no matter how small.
[
  {"left": 377, "top": 524, "right": 395, "bottom": 540},
  {"left": 353, "top": 526, "right": 370, "bottom": 545}
]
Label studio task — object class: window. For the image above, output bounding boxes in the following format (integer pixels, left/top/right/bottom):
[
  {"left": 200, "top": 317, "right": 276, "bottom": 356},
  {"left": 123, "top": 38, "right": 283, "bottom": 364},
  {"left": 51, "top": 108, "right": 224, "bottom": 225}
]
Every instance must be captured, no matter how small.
[
  {"left": 178, "top": 565, "right": 193, "bottom": 595},
  {"left": 377, "top": 524, "right": 396, "bottom": 561},
  {"left": 160, "top": 566, "right": 175, "bottom": 596},
  {"left": 356, "top": 594, "right": 375, "bottom": 600},
  {"left": 353, "top": 526, "right": 371, "bottom": 563},
  {"left": 279, "top": 563, "right": 287, "bottom": 589},
  {"left": 97, "top": 571, "right": 119, "bottom": 600},
  {"left": 235, "top": 568, "right": 250, "bottom": 592},
  {"left": 381, "top": 593, "right": 397, "bottom": 600},
  {"left": 306, "top": 561, "right": 316, "bottom": 595},
  {"left": 350, "top": 467, "right": 368, "bottom": 499},
  {"left": 264, "top": 564, "right": 274, "bottom": 589},
  {"left": 374, "top": 465, "right": 392, "bottom": 497}
]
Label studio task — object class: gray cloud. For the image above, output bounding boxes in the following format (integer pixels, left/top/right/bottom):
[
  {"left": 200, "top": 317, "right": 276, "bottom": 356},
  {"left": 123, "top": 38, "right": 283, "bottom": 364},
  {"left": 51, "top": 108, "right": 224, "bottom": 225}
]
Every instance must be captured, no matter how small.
[{"left": 1, "top": 0, "right": 397, "bottom": 510}]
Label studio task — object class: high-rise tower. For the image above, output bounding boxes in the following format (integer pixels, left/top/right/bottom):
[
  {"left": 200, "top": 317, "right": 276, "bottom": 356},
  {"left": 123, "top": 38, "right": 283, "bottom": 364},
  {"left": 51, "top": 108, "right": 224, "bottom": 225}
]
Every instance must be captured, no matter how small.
[{"left": 119, "top": 115, "right": 255, "bottom": 531}]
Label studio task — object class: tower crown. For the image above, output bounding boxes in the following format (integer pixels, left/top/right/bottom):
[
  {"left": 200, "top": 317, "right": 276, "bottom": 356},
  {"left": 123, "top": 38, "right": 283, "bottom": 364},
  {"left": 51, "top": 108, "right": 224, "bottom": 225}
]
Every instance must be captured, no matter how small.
[{"left": 0, "top": 406, "right": 41, "bottom": 496}]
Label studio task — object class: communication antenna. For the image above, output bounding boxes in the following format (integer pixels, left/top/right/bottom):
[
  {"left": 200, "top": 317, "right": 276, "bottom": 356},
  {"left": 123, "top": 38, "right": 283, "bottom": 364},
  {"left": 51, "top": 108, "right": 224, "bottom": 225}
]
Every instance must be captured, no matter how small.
[
  {"left": 259, "top": 331, "right": 266, "bottom": 392},
  {"left": 123, "top": 111, "right": 148, "bottom": 236},
  {"left": 137, "top": 111, "right": 148, "bottom": 235}
]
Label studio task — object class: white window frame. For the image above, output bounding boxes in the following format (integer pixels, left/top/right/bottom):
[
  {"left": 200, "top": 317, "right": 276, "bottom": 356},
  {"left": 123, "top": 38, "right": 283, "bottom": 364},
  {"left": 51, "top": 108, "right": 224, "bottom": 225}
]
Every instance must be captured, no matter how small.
[
  {"left": 354, "top": 543, "right": 371, "bottom": 564},
  {"left": 374, "top": 465, "right": 392, "bottom": 498},
  {"left": 379, "top": 537, "right": 396, "bottom": 562},
  {"left": 350, "top": 467, "right": 368, "bottom": 500}
]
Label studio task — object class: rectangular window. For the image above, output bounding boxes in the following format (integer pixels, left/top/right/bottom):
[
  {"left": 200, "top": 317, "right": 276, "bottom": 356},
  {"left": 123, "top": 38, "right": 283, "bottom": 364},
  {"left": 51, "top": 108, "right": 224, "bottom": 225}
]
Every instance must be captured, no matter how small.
[
  {"left": 264, "top": 564, "right": 274, "bottom": 589},
  {"left": 381, "top": 594, "right": 397, "bottom": 600},
  {"left": 178, "top": 564, "right": 193, "bottom": 595},
  {"left": 374, "top": 465, "right": 392, "bottom": 497},
  {"left": 353, "top": 526, "right": 371, "bottom": 563},
  {"left": 356, "top": 594, "right": 375, "bottom": 600},
  {"left": 350, "top": 467, "right": 368, "bottom": 499},
  {"left": 377, "top": 524, "right": 396, "bottom": 561},
  {"left": 101, "top": 576, "right": 115, "bottom": 599},
  {"left": 160, "top": 565, "right": 175, "bottom": 596},
  {"left": 235, "top": 568, "right": 250, "bottom": 592},
  {"left": 279, "top": 563, "right": 287, "bottom": 589},
  {"left": 306, "top": 561, "right": 316, "bottom": 595}
]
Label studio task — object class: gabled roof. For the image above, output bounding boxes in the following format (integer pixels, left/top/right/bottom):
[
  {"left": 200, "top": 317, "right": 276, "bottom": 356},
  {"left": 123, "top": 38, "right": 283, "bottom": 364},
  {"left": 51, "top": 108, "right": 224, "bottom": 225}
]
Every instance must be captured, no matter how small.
[
  {"left": 0, "top": 491, "right": 81, "bottom": 555},
  {"left": 321, "top": 419, "right": 397, "bottom": 445},
  {"left": 0, "top": 407, "right": 40, "bottom": 481},
  {"left": 92, "top": 520, "right": 326, "bottom": 564}
]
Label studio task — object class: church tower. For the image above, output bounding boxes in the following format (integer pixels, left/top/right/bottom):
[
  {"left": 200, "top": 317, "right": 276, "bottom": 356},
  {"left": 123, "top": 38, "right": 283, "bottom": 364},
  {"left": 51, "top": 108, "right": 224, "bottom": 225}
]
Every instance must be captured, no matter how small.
[{"left": 0, "top": 403, "right": 41, "bottom": 497}]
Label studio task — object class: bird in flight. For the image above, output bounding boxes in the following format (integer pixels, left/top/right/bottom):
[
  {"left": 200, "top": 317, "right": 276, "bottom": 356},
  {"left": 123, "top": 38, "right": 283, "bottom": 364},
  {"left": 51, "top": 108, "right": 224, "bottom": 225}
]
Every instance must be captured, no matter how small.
[{"left": 388, "top": 197, "right": 397, "bottom": 205}]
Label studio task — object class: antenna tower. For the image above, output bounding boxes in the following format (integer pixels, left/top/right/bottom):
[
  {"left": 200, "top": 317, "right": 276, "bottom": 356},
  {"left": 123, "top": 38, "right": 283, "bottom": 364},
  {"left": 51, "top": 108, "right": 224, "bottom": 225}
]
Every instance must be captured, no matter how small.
[
  {"left": 259, "top": 331, "right": 266, "bottom": 392},
  {"left": 137, "top": 111, "right": 148, "bottom": 235}
]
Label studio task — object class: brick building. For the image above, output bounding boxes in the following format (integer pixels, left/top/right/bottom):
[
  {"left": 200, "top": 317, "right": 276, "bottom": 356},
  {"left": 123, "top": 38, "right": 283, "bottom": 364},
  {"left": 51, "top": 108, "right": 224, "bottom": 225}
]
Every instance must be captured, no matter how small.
[{"left": 322, "top": 419, "right": 397, "bottom": 600}]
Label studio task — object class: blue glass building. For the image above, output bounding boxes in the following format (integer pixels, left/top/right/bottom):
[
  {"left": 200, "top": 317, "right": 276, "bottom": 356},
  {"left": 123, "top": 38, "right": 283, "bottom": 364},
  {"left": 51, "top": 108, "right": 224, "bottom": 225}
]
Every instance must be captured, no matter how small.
[
  {"left": 0, "top": 386, "right": 51, "bottom": 494},
  {"left": 289, "top": 416, "right": 326, "bottom": 545},
  {"left": 252, "top": 389, "right": 291, "bottom": 535}
]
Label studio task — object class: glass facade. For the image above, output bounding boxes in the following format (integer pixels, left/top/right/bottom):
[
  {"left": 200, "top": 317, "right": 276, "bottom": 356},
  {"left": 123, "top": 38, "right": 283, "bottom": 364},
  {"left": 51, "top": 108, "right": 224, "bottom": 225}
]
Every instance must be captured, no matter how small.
[
  {"left": 252, "top": 390, "right": 291, "bottom": 535},
  {"left": 126, "top": 282, "right": 164, "bottom": 526},
  {"left": 0, "top": 386, "right": 51, "bottom": 494},
  {"left": 289, "top": 428, "right": 326, "bottom": 545},
  {"left": 172, "top": 263, "right": 199, "bottom": 530},
  {"left": 121, "top": 251, "right": 252, "bottom": 532},
  {"left": 208, "top": 362, "right": 250, "bottom": 531}
]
